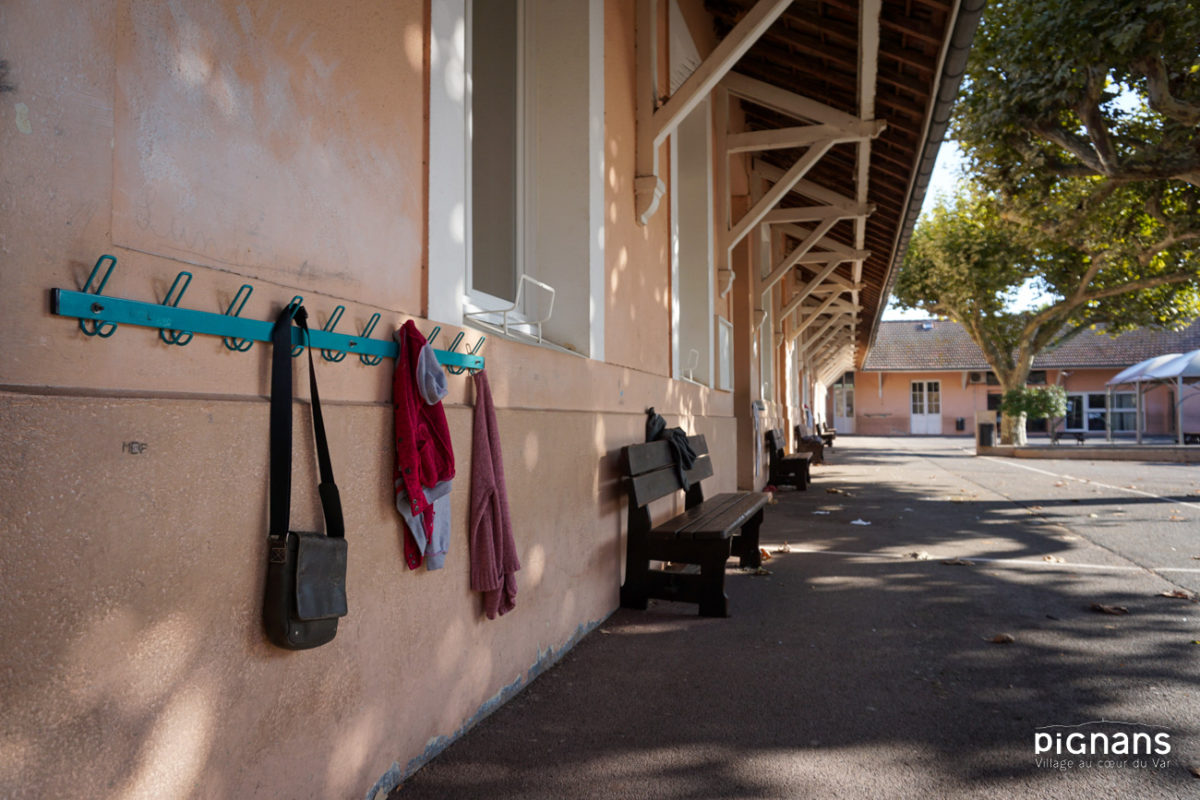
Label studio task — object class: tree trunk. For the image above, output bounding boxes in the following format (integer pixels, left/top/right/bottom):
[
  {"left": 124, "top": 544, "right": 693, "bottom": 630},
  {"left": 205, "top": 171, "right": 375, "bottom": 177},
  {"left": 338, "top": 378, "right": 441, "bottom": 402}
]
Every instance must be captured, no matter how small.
[
  {"left": 996, "top": 368, "right": 1033, "bottom": 446},
  {"left": 1000, "top": 410, "right": 1028, "bottom": 446}
]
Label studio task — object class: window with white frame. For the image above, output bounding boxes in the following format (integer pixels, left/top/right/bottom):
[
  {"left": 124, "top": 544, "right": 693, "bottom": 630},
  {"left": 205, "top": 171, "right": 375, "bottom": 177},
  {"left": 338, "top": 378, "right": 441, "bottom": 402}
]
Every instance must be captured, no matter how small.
[
  {"left": 469, "top": 0, "right": 524, "bottom": 305},
  {"left": 671, "top": 98, "right": 714, "bottom": 385},
  {"left": 717, "top": 316, "right": 733, "bottom": 391},
  {"left": 1065, "top": 391, "right": 1136, "bottom": 432},
  {"left": 668, "top": 1, "right": 713, "bottom": 386},
  {"left": 428, "top": 0, "right": 604, "bottom": 358},
  {"left": 759, "top": 310, "right": 774, "bottom": 401}
]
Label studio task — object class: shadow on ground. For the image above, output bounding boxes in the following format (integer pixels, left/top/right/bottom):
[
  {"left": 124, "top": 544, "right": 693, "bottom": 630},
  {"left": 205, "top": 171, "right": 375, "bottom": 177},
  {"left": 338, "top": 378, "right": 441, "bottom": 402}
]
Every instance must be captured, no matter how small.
[{"left": 392, "top": 439, "right": 1200, "bottom": 799}]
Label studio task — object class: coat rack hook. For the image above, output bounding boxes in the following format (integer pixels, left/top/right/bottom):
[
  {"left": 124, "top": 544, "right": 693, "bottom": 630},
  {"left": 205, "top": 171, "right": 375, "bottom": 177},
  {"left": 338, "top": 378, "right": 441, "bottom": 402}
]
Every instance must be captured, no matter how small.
[
  {"left": 158, "top": 271, "right": 194, "bottom": 346},
  {"left": 221, "top": 284, "right": 255, "bottom": 352},
  {"left": 357, "top": 313, "right": 383, "bottom": 365},
  {"left": 427, "top": 325, "right": 440, "bottom": 347},
  {"left": 79, "top": 254, "right": 119, "bottom": 338},
  {"left": 445, "top": 332, "right": 486, "bottom": 374},
  {"left": 285, "top": 296, "right": 305, "bottom": 356},
  {"left": 320, "top": 305, "right": 348, "bottom": 362}
]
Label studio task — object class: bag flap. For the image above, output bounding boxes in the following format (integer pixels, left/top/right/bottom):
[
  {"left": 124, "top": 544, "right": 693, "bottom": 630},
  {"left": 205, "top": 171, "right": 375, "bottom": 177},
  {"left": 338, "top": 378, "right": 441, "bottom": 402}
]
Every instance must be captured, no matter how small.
[{"left": 294, "top": 532, "right": 348, "bottom": 621}]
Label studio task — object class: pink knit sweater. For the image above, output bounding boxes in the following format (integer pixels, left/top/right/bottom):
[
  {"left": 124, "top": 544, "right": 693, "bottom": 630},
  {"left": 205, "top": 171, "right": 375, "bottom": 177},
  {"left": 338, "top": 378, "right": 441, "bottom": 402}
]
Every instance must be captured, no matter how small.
[{"left": 469, "top": 370, "right": 520, "bottom": 618}]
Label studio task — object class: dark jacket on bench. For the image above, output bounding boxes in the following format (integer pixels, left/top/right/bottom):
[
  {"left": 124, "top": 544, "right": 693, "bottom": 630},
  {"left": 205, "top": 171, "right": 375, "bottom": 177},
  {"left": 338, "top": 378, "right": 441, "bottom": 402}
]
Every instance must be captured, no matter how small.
[{"left": 645, "top": 407, "right": 697, "bottom": 489}]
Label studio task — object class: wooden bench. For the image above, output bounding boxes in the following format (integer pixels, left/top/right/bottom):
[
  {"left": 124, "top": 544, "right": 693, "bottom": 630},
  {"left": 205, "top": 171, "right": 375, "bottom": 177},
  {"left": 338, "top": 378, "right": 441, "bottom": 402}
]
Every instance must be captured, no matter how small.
[
  {"left": 766, "top": 429, "right": 810, "bottom": 490},
  {"left": 818, "top": 421, "right": 837, "bottom": 448},
  {"left": 1184, "top": 432, "right": 1199, "bottom": 445},
  {"left": 793, "top": 424, "right": 826, "bottom": 465},
  {"left": 620, "top": 434, "right": 769, "bottom": 617}
]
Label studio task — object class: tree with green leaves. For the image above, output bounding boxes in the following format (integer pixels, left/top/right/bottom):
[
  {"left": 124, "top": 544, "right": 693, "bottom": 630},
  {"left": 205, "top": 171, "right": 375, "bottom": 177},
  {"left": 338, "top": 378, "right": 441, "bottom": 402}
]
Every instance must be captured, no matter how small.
[{"left": 893, "top": 0, "right": 1200, "bottom": 444}]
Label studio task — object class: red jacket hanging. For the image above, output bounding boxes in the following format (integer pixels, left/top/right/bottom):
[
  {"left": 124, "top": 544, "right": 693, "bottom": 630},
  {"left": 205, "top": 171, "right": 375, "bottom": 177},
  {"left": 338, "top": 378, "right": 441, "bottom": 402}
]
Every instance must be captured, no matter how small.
[{"left": 394, "top": 320, "right": 455, "bottom": 569}]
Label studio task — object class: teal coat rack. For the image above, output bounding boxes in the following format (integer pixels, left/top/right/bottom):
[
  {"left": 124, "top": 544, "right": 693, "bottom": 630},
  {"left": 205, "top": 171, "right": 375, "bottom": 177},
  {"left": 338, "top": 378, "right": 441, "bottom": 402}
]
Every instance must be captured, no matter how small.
[{"left": 51, "top": 255, "right": 485, "bottom": 372}]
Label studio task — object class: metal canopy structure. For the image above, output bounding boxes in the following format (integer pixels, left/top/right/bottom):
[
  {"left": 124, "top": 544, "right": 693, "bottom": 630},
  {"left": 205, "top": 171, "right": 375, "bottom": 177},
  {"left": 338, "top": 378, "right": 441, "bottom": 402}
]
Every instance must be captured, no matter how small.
[{"left": 1105, "top": 352, "right": 1196, "bottom": 445}]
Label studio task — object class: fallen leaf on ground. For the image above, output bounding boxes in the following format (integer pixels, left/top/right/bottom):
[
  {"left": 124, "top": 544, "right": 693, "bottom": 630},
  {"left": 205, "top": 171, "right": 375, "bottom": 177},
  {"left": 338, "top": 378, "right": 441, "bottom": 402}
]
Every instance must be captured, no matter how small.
[
  {"left": 1190, "top": 765, "right": 1200, "bottom": 778},
  {"left": 1091, "top": 603, "right": 1129, "bottom": 615},
  {"left": 988, "top": 633, "right": 1015, "bottom": 644},
  {"left": 750, "top": 567, "right": 772, "bottom": 576},
  {"left": 1029, "top": 505, "right": 1044, "bottom": 511},
  {"left": 1054, "top": 481, "right": 1066, "bottom": 487},
  {"left": 942, "top": 558, "right": 976, "bottom": 566},
  {"left": 759, "top": 548, "right": 773, "bottom": 561},
  {"left": 904, "top": 551, "right": 931, "bottom": 560},
  {"left": 1169, "top": 514, "right": 1186, "bottom": 522},
  {"left": 1087, "top": 513, "right": 1099, "bottom": 518},
  {"left": 826, "top": 487, "right": 851, "bottom": 495},
  {"left": 1042, "top": 555, "right": 1065, "bottom": 563},
  {"left": 1158, "top": 590, "right": 1197, "bottom": 602}
]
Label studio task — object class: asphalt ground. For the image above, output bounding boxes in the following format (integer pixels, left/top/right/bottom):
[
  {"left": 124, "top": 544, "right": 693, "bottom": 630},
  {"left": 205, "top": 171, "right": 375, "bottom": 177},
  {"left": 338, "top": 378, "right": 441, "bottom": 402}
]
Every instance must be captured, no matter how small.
[{"left": 392, "top": 436, "right": 1200, "bottom": 799}]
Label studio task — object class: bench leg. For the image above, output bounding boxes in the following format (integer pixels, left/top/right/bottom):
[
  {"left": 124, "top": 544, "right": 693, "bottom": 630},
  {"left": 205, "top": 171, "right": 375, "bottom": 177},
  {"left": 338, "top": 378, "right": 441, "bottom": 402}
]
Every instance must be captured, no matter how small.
[
  {"left": 801, "top": 460, "right": 810, "bottom": 490},
  {"left": 698, "top": 553, "right": 729, "bottom": 617},
  {"left": 732, "top": 508, "right": 764, "bottom": 569},
  {"left": 620, "top": 535, "right": 650, "bottom": 610}
]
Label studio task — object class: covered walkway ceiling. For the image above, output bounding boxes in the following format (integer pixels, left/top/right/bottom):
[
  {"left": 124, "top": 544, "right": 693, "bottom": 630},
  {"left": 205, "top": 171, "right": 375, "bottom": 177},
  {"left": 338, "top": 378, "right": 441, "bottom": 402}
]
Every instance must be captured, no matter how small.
[{"left": 702, "top": 0, "right": 983, "bottom": 371}]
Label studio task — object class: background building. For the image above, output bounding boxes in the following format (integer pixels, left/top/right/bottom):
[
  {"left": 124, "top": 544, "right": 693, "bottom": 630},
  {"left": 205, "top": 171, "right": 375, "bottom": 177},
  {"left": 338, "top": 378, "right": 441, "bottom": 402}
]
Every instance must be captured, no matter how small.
[{"left": 852, "top": 319, "right": 1200, "bottom": 437}]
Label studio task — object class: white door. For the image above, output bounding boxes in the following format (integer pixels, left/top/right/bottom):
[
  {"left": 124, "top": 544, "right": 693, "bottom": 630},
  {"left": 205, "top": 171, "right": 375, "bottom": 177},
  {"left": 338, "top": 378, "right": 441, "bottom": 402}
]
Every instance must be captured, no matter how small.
[
  {"left": 833, "top": 383, "right": 855, "bottom": 433},
  {"left": 910, "top": 380, "right": 942, "bottom": 434}
]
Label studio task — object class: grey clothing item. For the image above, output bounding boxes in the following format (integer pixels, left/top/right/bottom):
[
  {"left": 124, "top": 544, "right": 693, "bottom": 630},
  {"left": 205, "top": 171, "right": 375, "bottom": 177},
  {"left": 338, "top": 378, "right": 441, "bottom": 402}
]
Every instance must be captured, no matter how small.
[
  {"left": 395, "top": 478, "right": 453, "bottom": 571},
  {"left": 416, "top": 342, "right": 449, "bottom": 405}
]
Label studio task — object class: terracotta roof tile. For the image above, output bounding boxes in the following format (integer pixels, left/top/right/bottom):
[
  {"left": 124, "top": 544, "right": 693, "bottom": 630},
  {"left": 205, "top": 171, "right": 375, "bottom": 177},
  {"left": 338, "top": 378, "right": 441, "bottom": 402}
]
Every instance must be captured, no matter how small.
[{"left": 861, "top": 319, "right": 1200, "bottom": 371}]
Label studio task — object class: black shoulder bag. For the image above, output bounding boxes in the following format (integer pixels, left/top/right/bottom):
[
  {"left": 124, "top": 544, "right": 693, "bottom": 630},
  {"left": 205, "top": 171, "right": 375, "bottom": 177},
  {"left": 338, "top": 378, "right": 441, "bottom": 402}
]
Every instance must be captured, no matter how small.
[{"left": 263, "top": 303, "right": 348, "bottom": 650}]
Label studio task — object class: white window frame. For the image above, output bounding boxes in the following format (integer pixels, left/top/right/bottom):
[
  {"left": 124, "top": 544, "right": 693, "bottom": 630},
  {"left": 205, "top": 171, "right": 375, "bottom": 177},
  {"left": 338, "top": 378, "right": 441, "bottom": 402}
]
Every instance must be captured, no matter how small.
[
  {"left": 717, "top": 316, "right": 733, "bottom": 392},
  {"left": 427, "top": 0, "right": 605, "bottom": 359},
  {"left": 669, "top": 96, "right": 715, "bottom": 386}
]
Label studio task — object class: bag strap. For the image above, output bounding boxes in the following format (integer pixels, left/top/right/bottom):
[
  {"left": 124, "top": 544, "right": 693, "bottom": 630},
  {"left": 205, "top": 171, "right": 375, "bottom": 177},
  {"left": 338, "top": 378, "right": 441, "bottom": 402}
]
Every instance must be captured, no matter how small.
[{"left": 270, "top": 304, "right": 345, "bottom": 539}]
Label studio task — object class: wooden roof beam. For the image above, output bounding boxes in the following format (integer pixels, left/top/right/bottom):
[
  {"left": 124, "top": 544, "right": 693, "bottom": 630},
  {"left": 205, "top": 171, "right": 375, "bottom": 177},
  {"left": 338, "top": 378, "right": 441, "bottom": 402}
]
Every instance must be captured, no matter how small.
[
  {"left": 722, "top": 71, "right": 861, "bottom": 128},
  {"left": 636, "top": 0, "right": 793, "bottom": 225},
  {"left": 728, "top": 118, "right": 886, "bottom": 154}
]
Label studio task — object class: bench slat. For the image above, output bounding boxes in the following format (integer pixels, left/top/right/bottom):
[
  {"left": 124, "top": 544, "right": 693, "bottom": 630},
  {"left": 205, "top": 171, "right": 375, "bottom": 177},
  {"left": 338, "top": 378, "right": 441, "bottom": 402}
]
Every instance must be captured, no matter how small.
[
  {"left": 628, "top": 456, "right": 714, "bottom": 508},
  {"left": 685, "top": 493, "right": 769, "bottom": 539},
  {"left": 624, "top": 435, "right": 709, "bottom": 476},
  {"left": 649, "top": 493, "right": 745, "bottom": 540},
  {"left": 649, "top": 492, "right": 768, "bottom": 541}
]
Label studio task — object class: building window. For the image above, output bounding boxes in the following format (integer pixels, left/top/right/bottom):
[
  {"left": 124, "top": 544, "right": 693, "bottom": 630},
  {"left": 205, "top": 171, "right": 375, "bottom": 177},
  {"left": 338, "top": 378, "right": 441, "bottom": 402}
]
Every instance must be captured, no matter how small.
[
  {"left": 717, "top": 317, "right": 733, "bottom": 391},
  {"left": 671, "top": 97, "right": 714, "bottom": 385},
  {"left": 986, "top": 371, "right": 1046, "bottom": 386},
  {"left": 912, "top": 381, "right": 941, "bottom": 415},
  {"left": 1064, "top": 392, "right": 1135, "bottom": 431},
  {"left": 759, "top": 310, "right": 774, "bottom": 401},
  {"left": 469, "top": 0, "right": 524, "bottom": 305},
  {"left": 428, "top": 0, "right": 604, "bottom": 357}
]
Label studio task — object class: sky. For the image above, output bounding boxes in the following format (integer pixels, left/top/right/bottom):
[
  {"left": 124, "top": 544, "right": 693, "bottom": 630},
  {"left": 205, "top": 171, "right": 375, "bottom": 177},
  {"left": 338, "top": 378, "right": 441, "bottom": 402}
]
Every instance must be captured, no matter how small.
[{"left": 881, "top": 141, "right": 964, "bottom": 321}]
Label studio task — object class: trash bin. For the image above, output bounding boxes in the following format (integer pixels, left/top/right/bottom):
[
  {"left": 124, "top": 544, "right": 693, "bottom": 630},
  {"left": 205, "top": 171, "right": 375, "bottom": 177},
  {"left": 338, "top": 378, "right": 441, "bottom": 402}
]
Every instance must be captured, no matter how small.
[
  {"left": 978, "top": 423, "right": 994, "bottom": 447},
  {"left": 955, "top": 417, "right": 965, "bottom": 432}
]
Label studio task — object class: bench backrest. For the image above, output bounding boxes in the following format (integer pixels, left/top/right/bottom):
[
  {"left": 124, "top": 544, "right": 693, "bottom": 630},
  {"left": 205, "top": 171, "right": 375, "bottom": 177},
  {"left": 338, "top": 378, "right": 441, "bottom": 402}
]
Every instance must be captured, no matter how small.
[
  {"left": 765, "top": 428, "right": 786, "bottom": 461},
  {"left": 622, "top": 434, "right": 712, "bottom": 508}
]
